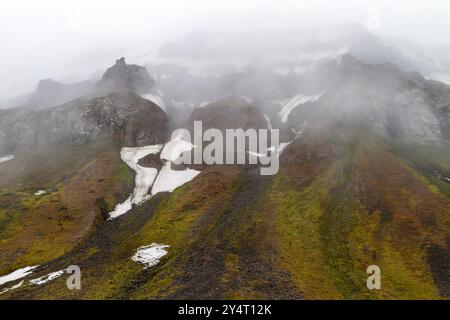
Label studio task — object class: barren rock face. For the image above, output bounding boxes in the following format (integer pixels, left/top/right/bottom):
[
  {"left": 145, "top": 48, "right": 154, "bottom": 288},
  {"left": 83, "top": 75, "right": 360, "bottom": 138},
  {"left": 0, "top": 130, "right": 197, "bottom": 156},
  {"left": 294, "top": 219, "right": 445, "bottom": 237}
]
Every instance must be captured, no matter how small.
[
  {"left": 27, "top": 79, "right": 94, "bottom": 110},
  {"left": 0, "top": 92, "right": 168, "bottom": 154},
  {"left": 188, "top": 96, "right": 268, "bottom": 131},
  {"left": 98, "top": 57, "right": 155, "bottom": 95},
  {"left": 285, "top": 55, "right": 449, "bottom": 143}
]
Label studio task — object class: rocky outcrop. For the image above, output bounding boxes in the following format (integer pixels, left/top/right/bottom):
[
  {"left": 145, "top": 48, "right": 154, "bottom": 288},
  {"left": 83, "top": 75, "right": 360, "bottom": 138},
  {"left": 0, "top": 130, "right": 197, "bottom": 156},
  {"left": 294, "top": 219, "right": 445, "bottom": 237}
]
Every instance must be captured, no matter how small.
[
  {"left": 0, "top": 92, "right": 168, "bottom": 155},
  {"left": 188, "top": 96, "right": 268, "bottom": 131},
  {"left": 8, "top": 58, "right": 155, "bottom": 112},
  {"left": 286, "top": 54, "right": 449, "bottom": 142},
  {"left": 98, "top": 57, "right": 155, "bottom": 95},
  {"left": 27, "top": 79, "right": 94, "bottom": 110}
]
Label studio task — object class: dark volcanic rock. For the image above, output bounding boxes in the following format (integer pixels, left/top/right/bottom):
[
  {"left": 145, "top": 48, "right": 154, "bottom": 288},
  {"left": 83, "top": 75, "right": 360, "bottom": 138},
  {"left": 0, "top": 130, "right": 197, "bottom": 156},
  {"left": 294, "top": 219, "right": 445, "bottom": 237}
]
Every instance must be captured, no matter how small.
[
  {"left": 188, "top": 96, "right": 268, "bottom": 131},
  {"left": 285, "top": 54, "right": 449, "bottom": 143},
  {"left": 98, "top": 57, "right": 155, "bottom": 95},
  {"left": 27, "top": 78, "right": 94, "bottom": 110},
  {"left": 0, "top": 92, "right": 168, "bottom": 154},
  {"left": 8, "top": 57, "right": 155, "bottom": 112}
]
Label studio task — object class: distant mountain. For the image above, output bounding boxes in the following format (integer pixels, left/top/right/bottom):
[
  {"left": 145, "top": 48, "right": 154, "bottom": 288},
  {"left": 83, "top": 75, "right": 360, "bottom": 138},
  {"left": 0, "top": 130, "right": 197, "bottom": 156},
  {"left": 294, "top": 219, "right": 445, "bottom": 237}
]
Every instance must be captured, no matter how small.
[
  {"left": 1, "top": 57, "right": 156, "bottom": 111},
  {"left": 156, "top": 25, "right": 450, "bottom": 85},
  {"left": 282, "top": 54, "right": 450, "bottom": 143},
  {"left": 188, "top": 96, "right": 268, "bottom": 131},
  {"left": 27, "top": 78, "right": 94, "bottom": 111}
]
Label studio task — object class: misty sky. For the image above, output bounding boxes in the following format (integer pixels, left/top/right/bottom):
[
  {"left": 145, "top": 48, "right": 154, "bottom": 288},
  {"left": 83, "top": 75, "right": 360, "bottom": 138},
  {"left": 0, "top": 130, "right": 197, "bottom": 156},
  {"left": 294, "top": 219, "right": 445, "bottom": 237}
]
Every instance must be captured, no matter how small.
[{"left": 1, "top": 0, "right": 450, "bottom": 100}]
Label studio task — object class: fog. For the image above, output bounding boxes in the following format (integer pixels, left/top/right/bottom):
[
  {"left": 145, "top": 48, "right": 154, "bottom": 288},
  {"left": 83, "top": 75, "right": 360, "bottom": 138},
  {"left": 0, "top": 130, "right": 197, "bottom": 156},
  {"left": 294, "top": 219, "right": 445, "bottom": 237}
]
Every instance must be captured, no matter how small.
[{"left": 1, "top": 0, "right": 450, "bottom": 100}]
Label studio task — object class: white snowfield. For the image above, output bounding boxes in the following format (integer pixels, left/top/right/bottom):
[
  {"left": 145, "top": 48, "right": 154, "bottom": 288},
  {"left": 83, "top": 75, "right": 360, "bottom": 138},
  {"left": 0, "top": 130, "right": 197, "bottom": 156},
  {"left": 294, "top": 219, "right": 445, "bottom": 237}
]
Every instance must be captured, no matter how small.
[
  {"left": 263, "top": 114, "right": 273, "bottom": 129},
  {"left": 142, "top": 93, "right": 167, "bottom": 113},
  {"left": 132, "top": 166, "right": 158, "bottom": 204},
  {"left": 277, "top": 93, "right": 324, "bottom": 123},
  {"left": 199, "top": 101, "right": 210, "bottom": 108},
  {"left": 152, "top": 162, "right": 200, "bottom": 195},
  {"left": 109, "top": 197, "right": 133, "bottom": 219},
  {"left": 248, "top": 141, "right": 293, "bottom": 158},
  {"left": 0, "top": 280, "right": 24, "bottom": 295},
  {"left": 436, "top": 171, "right": 450, "bottom": 183},
  {"left": 0, "top": 265, "right": 39, "bottom": 286},
  {"left": 154, "top": 132, "right": 199, "bottom": 194},
  {"left": 0, "top": 155, "right": 15, "bottom": 164},
  {"left": 109, "top": 135, "right": 200, "bottom": 219},
  {"left": 132, "top": 243, "right": 169, "bottom": 269},
  {"left": 29, "top": 270, "right": 65, "bottom": 285},
  {"left": 121, "top": 145, "right": 164, "bottom": 169},
  {"left": 160, "top": 132, "right": 195, "bottom": 162},
  {"left": 270, "top": 141, "right": 293, "bottom": 155},
  {"left": 109, "top": 145, "right": 163, "bottom": 219}
]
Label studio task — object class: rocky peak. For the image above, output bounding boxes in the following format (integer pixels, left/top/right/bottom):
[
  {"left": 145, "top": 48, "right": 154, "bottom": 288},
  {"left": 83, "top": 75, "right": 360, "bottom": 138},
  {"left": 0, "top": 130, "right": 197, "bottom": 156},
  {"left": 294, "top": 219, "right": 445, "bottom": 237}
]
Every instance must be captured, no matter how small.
[
  {"left": 35, "top": 79, "right": 64, "bottom": 93},
  {"left": 98, "top": 57, "right": 155, "bottom": 94},
  {"left": 285, "top": 55, "right": 446, "bottom": 142},
  {"left": 188, "top": 95, "right": 268, "bottom": 131},
  {"left": 28, "top": 78, "right": 93, "bottom": 110},
  {"left": 115, "top": 57, "right": 126, "bottom": 65}
]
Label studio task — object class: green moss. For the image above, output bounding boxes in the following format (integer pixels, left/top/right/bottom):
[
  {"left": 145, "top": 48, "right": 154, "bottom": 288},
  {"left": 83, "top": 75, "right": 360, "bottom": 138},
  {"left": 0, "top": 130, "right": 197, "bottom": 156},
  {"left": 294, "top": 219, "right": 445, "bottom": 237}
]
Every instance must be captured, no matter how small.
[
  {"left": 0, "top": 209, "right": 23, "bottom": 242},
  {"left": 114, "top": 163, "right": 134, "bottom": 187},
  {"left": 0, "top": 142, "right": 131, "bottom": 276},
  {"left": 68, "top": 169, "right": 239, "bottom": 299},
  {"left": 272, "top": 132, "right": 445, "bottom": 299},
  {"left": 273, "top": 164, "right": 343, "bottom": 299}
]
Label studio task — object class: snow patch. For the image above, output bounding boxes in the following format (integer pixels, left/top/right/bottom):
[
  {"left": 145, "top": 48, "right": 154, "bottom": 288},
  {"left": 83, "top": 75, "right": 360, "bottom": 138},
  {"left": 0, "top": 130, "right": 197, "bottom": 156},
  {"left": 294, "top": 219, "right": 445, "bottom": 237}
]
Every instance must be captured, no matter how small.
[
  {"left": 436, "top": 171, "right": 450, "bottom": 184},
  {"left": 152, "top": 162, "right": 200, "bottom": 195},
  {"left": 426, "top": 72, "right": 450, "bottom": 85},
  {"left": 109, "top": 145, "right": 163, "bottom": 219},
  {"left": 34, "top": 190, "right": 47, "bottom": 196},
  {"left": 0, "top": 280, "right": 24, "bottom": 295},
  {"left": 30, "top": 270, "right": 64, "bottom": 285},
  {"left": 277, "top": 93, "right": 323, "bottom": 123},
  {"left": 199, "top": 101, "right": 210, "bottom": 108},
  {"left": 109, "top": 196, "right": 133, "bottom": 219},
  {"left": 109, "top": 133, "right": 202, "bottom": 218},
  {"left": 132, "top": 243, "right": 169, "bottom": 269},
  {"left": 248, "top": 141, "right": 293, "bottom": 158},
  {"left": 142, "top": 93, "right": 167, "bottom": 113},
  {"left": 0, "top": 265, "right": 39, "bottom": 286},
  {"left": 272, "top": 141, "right": 293, "bottom": 155},
  {"left": 240, "top": 96, "right": 252, "bottom": 104},
  {"left": 160, "top": 132, "right": 195, "bottom": 162},
  {"left": 0, "top": 155, "right": 15, "bottom": 164},
  {"left": 153, "top": 132, "right": 200, "bottom": 195},
  {"left": 263, "top": 114, "right": 273, "bottom": 129}
]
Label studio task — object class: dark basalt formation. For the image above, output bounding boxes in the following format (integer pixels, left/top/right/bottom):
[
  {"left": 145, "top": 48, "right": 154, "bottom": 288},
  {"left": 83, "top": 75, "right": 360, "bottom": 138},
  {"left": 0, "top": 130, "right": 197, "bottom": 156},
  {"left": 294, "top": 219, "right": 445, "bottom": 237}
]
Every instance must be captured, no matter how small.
[
  {"left": 188, "top": 96, "right": 269, "bottom": 131},
  {"left": 0, "top": 92, "right": 168, "bottom": 155},
  {"left": 98, "top": 57, "right": 155, "bottom": 95}
]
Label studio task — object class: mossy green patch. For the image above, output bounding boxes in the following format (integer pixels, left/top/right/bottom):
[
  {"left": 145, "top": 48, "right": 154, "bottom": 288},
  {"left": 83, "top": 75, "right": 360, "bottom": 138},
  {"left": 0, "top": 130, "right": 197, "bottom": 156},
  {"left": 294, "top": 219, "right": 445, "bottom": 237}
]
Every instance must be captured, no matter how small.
[{"left": 272, "top": 164, "right": 343, "bottom": 299}]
